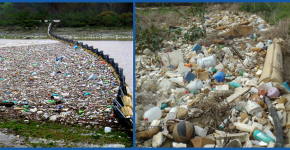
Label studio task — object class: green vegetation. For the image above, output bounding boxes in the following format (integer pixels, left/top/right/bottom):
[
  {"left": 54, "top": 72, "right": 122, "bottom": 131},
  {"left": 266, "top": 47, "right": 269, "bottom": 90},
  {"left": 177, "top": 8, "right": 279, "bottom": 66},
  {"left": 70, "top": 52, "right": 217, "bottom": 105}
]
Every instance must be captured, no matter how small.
[
  {"left": 0, "top": 3, "right": 133, "bottom": 29},
  {"left": 135, "top": 23, "right": 170, "bottom": 53},
  {"left": 0, "top": 117, "right": 133, "bottom": 147},
  {"left": 135, "top": 3, "right": 207, "bottom": 54},
  {"left": 239, "top": 3, "right": 290, "bottom": 25}
]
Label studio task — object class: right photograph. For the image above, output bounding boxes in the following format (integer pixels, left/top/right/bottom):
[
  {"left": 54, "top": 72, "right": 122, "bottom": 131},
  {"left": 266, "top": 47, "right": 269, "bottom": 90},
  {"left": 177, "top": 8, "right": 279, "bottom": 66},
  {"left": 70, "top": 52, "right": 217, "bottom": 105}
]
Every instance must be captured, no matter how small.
[{"left": 135, "top": 3, "right": 289, "bottom": 148}]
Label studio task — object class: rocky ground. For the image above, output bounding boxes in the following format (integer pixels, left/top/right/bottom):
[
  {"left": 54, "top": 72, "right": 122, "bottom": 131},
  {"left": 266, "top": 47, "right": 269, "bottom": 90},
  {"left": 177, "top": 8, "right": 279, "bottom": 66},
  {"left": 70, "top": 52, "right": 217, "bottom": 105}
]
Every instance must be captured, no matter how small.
[{"left": 135, "top": 8, "right": 290, "bottom": 148}]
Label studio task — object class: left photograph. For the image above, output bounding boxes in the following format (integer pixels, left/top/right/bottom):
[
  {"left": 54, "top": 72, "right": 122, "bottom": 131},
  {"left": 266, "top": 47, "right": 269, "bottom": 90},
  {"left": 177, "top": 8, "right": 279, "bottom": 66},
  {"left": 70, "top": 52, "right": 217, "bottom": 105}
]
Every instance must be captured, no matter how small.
[{"left": 0, "top": 3, "right": 133, "bottom": 148}]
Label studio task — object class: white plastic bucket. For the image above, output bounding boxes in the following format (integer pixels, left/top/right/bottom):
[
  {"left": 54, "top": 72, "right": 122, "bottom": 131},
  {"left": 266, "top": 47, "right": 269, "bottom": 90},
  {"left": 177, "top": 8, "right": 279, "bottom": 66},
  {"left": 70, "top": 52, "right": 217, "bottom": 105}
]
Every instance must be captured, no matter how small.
[{"left": 197, "top": 55, "right": 217, "bottom": 68}]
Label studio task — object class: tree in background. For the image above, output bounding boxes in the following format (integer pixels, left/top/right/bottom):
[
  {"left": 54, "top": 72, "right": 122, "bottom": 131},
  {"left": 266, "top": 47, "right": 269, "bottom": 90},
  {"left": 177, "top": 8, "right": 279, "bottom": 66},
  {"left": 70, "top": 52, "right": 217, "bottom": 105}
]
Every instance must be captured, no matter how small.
[{"left": 0, "top": 3, "right": 133, "bottom": 29}]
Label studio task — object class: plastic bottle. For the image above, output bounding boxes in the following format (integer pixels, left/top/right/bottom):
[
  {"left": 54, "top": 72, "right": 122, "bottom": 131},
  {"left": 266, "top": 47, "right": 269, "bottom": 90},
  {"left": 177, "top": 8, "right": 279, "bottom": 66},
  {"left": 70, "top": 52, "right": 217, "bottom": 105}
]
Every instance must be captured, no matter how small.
[
  {"left": 239, "top": 71, "right": 244, "bottom": 76},
  {"left": 229, "top": 82, "right": 243, "bottom": 88},
  {"left": 143, "top": 107, "right": 162, "bottom": 123},
  {"left": 168, "top": 106, "right": 178, "bottom": 119},
  {"left": 219, "top": 119, "right": 228, "bottom": 130},
  {"left": 160, "top": 103, "right": 168, "bottom": 110},
  {"left": 253, "top": 130, "right": 275, "bottom": 144},
  {"left": 263, "top": 128, "right": 276, "bottom": 142},
  {"left": 214, "top": 71, "right": 225, "bottom": 83},
  {"left": 194, "top": 125, "right": 207, "bottom": 137},
  {"left": 282, "top": 82, "right": 290, "bottom": 91}
]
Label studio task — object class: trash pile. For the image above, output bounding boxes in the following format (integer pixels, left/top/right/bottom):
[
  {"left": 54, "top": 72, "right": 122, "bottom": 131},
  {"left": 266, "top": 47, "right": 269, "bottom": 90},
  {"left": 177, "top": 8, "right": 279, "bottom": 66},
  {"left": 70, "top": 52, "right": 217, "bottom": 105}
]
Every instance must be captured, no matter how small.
[
  {"left": 135, "top": 10, "right": 290, "bottom": 147},
  {"left": 0, "top": 43, "right": 122, "bottom": 128}
]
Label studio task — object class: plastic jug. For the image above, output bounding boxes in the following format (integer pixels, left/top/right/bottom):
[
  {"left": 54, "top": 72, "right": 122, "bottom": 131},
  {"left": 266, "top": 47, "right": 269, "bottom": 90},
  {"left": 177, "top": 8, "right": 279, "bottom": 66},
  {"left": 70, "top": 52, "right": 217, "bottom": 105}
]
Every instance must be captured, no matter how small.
[
  {"left": 214, "top": 71, "right": 225, "bottom": 83},
  {"left": 186, "top": 79, "right": 203, "bottom": 91},
  {"left": 197, "top": 55, "right": 217, "bottom": 68},
  {"left": 143, "top": 107, "right": 162, "bottom": 123}
]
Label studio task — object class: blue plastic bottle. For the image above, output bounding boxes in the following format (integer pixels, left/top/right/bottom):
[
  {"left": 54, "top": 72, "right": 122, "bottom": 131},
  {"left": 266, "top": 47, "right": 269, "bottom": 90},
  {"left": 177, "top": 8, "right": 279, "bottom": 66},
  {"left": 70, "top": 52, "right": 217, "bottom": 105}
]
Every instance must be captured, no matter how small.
[{"left": 214, "top": 71, "right": 225, "bottom": 83}]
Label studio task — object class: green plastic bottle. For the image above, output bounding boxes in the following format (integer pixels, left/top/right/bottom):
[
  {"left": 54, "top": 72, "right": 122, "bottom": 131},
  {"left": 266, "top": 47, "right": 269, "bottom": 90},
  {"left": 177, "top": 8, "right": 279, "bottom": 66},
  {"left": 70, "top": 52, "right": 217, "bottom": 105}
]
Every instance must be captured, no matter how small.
[
  {"left": 219, "top": 119, "right": 228, "bottom": 130},
  {"left": 160, "top": 103, "right": 168, "bottom": 110}
]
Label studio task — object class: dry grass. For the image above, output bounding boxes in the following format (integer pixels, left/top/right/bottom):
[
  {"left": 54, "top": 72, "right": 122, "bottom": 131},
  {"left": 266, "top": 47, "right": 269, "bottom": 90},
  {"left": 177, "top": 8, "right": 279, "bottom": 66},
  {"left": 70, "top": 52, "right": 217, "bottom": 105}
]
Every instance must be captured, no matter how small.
[{"left": 261, "top": 18, "right": 290, "bottom": 54}]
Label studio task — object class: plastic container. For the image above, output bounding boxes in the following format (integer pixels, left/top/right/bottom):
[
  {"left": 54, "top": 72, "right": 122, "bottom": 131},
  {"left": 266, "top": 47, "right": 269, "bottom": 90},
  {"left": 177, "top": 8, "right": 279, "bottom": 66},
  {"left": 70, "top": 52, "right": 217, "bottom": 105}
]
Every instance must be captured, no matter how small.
[
  {"left": 160, "top": 103, "right": 168, "bottom": 110},
  {"left": 229, "top": 82, "right": 243, "bottom": 88},
  {"left": 168, "top": 106, "right": 178, "bottom": 119},
  {"left": 192, "top": 43, "right": 201, "bottom": 51},
  {"left": 250, "top": 87, "right": 259, "bottom": 94},
  {"left": 259, "top": 82, "right": 272, "bottom": 91},
  {"left": 88, "top": 74, "right": 97, "bottom": 80},
  {"left": 282, "top": 82, "right": 290, "bottom": 91},
  {"left": 219, "top": 119, "right": 228, "bottom": 130},
  {"left": 105, "top": 127, "right": 112, "bottom": 133},
  {"left": 170, "top": 77, "right": 184, "bottom": 86},
  {"left": 267, "top": 87, "right": 280, "bottom": 97},
  {"left": 250, "top": 34, "right": 254, "bottom": 39},
  {"left": 234, "top": 122, "right": 255, "bottom": 132},
  {"left": 197, "top": 55, "right": 217, "bottom": 68},
  {"left": 263, "top": 128, "right": 276, "bottom": 142},
  {"left": 256, "top": 42, "right": 264, "bottom": 48},
  {"left": 143, "top": 107, "right": 162, "bottom": 123},
  {"left": 244, "top": 100, "right": 262, "bottom": 115},
  {"left": 186, "top": 79, "right": 203, "bottom": 91},
  {"left": 253, "top": 130, "right": 275, "bottom": 144},
  {"left": 239, "top": 71, "right": 244, "bottom": 76},
  {"left": 214, "top": 71, "right": 225, "bottom": 83},
  {"left": 194, "top": 125, "right": 207, "bottom": 137}
]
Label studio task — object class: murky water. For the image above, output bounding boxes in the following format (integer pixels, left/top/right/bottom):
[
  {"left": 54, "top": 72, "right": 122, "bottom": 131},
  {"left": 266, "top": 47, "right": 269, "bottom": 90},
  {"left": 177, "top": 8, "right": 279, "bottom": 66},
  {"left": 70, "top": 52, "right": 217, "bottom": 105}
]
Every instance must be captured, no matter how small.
[
  {"left": 80, "top": 41, "right": 133, "bottom": 94},
  {"left": 0, "top": 130, "right": 28, "bottom": 147}
]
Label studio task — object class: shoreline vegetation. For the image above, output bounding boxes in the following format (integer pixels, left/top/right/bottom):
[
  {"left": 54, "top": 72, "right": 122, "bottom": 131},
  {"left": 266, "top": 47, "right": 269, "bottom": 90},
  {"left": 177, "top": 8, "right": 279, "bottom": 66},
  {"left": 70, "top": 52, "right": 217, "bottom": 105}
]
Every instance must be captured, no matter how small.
[{"left": 0, "top": 3, "right": 133, "bottom": 41}]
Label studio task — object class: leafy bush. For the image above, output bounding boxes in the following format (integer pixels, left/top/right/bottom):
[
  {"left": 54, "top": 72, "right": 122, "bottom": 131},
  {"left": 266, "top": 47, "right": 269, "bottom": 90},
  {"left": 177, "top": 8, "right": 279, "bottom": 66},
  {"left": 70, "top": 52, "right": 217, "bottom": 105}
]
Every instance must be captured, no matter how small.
[
  {"left": 119, "top": 12, "right": 133, "bottom": 26},
  {"left": 184, "top": 26, "right": 205, "bottom": 42},
  {"left": 136, "top": 23, "right": 170, "bottom": 54}
]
